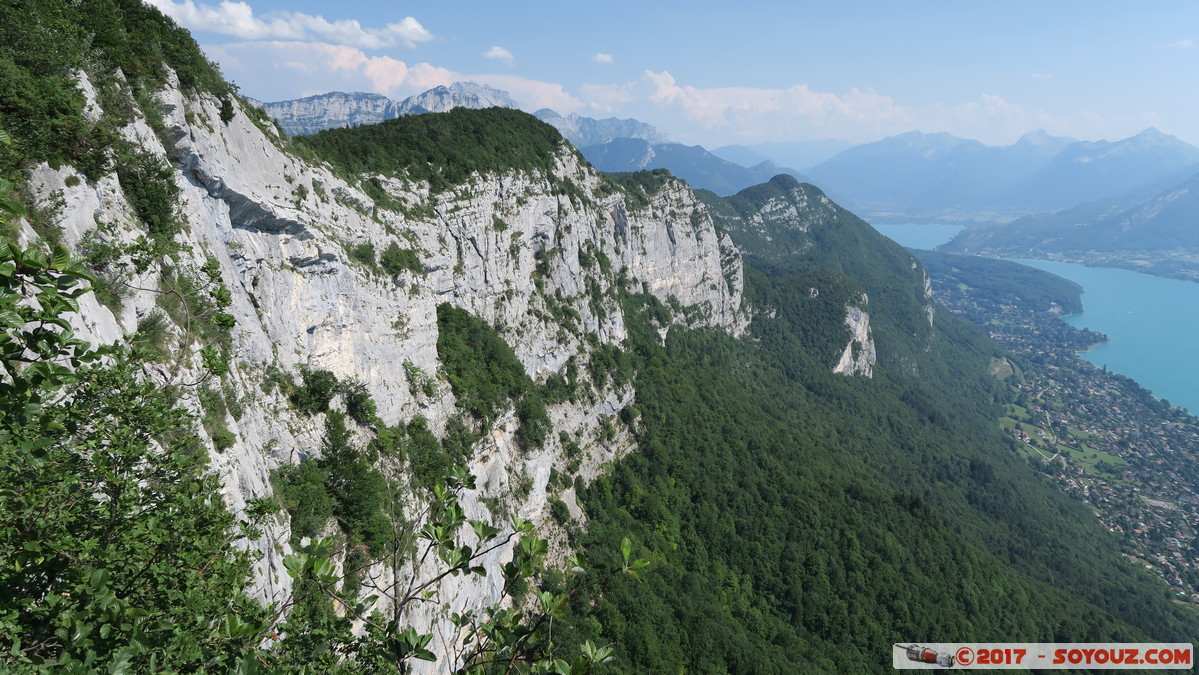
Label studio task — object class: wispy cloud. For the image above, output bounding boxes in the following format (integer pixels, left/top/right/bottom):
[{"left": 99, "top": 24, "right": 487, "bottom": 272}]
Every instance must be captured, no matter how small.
[
  {"left": 483, "top": 45, "right": 515, "bottom": 66},
  {"left": 209, "top": 41, "right": 455, "bottom": 95},
  {"left": 592, "top": 53, "right": 614, "bottom": 64},
  {"left": 208, "top": 41, "right": 583, "bottom": 111},
  {"left": 641, "top": 70, "right": 909, "bottom": 131},
  {"left": 146, "top": 0, "right": 432, "bottom": 49},
  {"left": 1170, "top": 38, "right": 1194, "bottom": 49},
  {"left": 632, "top": 70, "right": 1108, "bottom": 145}
]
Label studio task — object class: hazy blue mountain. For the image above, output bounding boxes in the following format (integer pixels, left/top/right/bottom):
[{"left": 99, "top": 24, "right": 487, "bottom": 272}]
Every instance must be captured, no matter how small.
[
  {"left": 999, "top": 128, "right": 1199, "bottom": 212},
  {"left": 581, "top": 137, "right": 810, "bottom": 195},
  {"left": 942, "top": 165, "right": 1199, "bottom": 255},
  {"left": 715, "top": 139, "right": 854, "bottom": 171},
  {"left": 806, "top": 128, "right": 1199, "bottom": 223},
  {"left": 710, "top": 144, "right": 773, "bottom": 167},
  {"left": 804, "top": 130, "right": 1076, "bottom": 221},
  {"left": 532, "top": 109, "right": 665, "bottom": 147},
  {"left": 254, "top": 82, "right": 518, "bottom": 135}
]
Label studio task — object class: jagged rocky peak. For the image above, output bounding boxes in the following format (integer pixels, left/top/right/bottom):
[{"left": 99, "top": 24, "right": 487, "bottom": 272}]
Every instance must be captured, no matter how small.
[
  {"left": 533, "top": 109, "right": 667, "bottom": 147},
  {"left": 394, "top": 81, "right": 519, "bottom": 115}
]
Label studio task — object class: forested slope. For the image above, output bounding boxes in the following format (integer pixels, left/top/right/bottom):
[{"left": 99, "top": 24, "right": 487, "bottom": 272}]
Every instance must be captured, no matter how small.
[{"left": 549, "top": 178, "right": 1199, "bottom": 672}]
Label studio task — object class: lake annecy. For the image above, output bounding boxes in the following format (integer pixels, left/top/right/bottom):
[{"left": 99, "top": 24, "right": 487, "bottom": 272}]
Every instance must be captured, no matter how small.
[{"left": 873, "top": 223, "right": 1199, "bottom": 415}]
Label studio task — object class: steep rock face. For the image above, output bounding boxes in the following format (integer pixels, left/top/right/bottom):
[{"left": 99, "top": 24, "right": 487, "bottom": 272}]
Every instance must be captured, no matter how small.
[
  {"left": 832, "top": 296, "right": 876, "bottom": 377},
  {"left": 30, "top": 68, "right": 746, "bottom": 663},
  {"left": 248, "top": 91, "right": 397, "bottom": 136},
  {"left": 394, "top": 82, "right": 518, "bottom": 115}
]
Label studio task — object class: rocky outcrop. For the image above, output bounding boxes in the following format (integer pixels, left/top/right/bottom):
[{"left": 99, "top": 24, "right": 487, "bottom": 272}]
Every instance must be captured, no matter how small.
[{"left": 832, "top": 295, "right": 876, "bottom": 377}]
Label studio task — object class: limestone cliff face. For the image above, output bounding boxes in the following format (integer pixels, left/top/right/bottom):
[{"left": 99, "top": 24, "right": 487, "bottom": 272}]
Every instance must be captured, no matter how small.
[
  {"left": 833, "top": 295, "right": 876, "bottom": 377},
  {"left": 25, "top": 69, "right": 746, "bottom": 663}
]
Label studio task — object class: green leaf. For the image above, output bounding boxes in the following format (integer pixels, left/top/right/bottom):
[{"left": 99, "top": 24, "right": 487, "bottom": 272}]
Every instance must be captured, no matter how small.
[{"left": 51, "top": 243, "right": 71, "bottom": 270}]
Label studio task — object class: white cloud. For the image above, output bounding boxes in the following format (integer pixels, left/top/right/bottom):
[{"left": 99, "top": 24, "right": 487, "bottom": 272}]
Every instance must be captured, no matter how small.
[
  {"left": 1171, "top": 39, "right": 1194, "bottom": 49},
  {"left": 470, "top": 74, "right": 582, "bottom": 112},
  {"left": 579, "top": 82, "right": 634, "bottom": 112},
  {"left": 483, "top": 45, "right": 515, "bottom": 66},
  {"left": 146, "top": 0, "right": 432, "bottom": 49},
  {"left": 641, "top": 70, "right": 909, "bottom": 133},
  {"left": 632, "top": 70, "right": 1115, "bottom": 145},
  {"left": 209, "top": 40, "right": 586, "bottom": 113},
  {"left": 592, "top": 53, "right": 614, "bottom": 64}
]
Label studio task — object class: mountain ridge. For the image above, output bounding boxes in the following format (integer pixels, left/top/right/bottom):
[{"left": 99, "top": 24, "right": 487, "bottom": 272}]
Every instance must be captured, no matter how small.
[
  {"left": 805, "top": 128, "right": 1199, "bottom": 223},
  {"left": 582, "top": 137, "right": 812, "bottom": 195},
  {"left": 250, "top": 82, "right": 520, "bottom": 136}
]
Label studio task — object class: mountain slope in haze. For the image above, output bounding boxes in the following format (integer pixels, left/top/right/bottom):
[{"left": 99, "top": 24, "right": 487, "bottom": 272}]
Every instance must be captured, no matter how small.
[
  {"left": 805, "top": 130, "right": 1077, "bottom": 221},
  {"left": 805, "top": 128, "right": 1199, "bottom": 224},
  {"left": 713, "top": 139, "right": 854, "bottom": 172},
  {"left": 252, "top": 82, "right": 519, "bottom": 135},
  {"left": 582, "top": 137, "right": 811, "bottom": 195},
  {"left": 940, "top": 164, "right": 1199, "bottom": 275},
  {"left": 1001, "top": 127, "right": 1199, "bottom": 212}
]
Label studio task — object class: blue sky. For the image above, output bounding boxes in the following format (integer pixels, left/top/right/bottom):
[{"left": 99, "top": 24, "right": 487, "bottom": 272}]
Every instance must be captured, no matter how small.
[{"left": 148, "top": 0, "right": 1199, "bottom": 148}]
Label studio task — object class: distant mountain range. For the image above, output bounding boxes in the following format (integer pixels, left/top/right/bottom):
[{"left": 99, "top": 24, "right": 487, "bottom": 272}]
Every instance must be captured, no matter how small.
[
  {"left": 804, "top": 128, "right": 1199, "bottom": 223},
  {"left": 579, "top": 138, "right": 809, "bottom": 196},
  {"left": 712, "top": 140, "right": 854, "bottom": 172},
  {"left": 250, "top": 83, "right": 519, "bottom": 136},
  {"left": 256, "top": 83, "right": 792, "bottom": 195},
  {"left": 253, "top": 83, "right": 668, "bottom": 150},
  {"left": 941, "top": 166, "right": 1199, "bottom": 256},
  {"left": 532, "top": 109, "right": 665, "bottom": 148}
]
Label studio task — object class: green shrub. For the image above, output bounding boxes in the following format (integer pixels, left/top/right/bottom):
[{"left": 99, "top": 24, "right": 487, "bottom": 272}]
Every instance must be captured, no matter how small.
[
  {"left": 348, "top": 242, "right": 376, "bottom": 269},
  {"left": 380, "top": 241, "right": 422, "bottom": 276},
  {"left": 130, "top": 310, "right": 171, "bottom": 362},
  {"left": 116, "top": 150, "right": 180, "bottom": 240},
  {"left": 291, "top": 366, "right": 339, "bottom": 414},
  {"left": 340, "top": 378, "right": 377, "bottom": 425}
]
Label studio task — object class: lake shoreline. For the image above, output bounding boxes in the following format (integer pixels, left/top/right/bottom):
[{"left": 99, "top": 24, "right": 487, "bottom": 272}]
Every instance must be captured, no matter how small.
[{"left": 877, "top": 224, "right": 1199, "bottom": 415}]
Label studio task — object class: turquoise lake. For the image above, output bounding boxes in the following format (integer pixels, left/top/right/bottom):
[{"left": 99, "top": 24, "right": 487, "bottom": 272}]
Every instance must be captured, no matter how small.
[{"left": 873, "top": 224, "right": 1199, "bottom": 415}]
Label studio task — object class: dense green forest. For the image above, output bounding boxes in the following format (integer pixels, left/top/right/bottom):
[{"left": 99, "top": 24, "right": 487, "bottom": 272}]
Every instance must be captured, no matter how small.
[
  {"left": 912, "top": 249, "right": 1085, "bottom": 314},
  {"left": 552, "top": 279, "right": 1197, "bottom": 672},
  {"left": 297, "top": 107, "right": 573, "bottom": 191}
]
